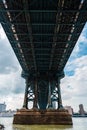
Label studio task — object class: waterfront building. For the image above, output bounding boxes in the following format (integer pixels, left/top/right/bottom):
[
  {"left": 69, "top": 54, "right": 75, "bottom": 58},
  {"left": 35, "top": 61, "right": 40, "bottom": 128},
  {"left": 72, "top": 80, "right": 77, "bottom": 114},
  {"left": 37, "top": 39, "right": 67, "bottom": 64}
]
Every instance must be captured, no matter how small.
[
  {"left": 0, "top": 110, "right": 16, "bottom": 117},
  {"left": 64, "top": 106, "right": 73, "bottom": 115},
  {"left": 79, "top": 104, "right": 85, "bottom": 115},
  {"left": 0, "top": 102, "right": 6, "bottom": 112}
]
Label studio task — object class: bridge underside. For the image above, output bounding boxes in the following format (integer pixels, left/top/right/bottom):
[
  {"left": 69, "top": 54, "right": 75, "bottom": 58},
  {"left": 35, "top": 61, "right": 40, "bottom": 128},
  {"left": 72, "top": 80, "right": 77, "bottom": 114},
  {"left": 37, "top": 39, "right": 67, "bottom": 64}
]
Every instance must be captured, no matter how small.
[{"left": 0, "top": 0, "right": 87, "bottom": 125}]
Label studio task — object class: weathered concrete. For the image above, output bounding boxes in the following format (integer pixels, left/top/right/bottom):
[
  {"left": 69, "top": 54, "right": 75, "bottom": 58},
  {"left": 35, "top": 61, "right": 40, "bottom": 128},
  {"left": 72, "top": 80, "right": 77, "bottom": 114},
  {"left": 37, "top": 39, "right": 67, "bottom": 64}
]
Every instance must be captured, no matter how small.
[{"left": 13, "top": 108, "right": 73, "bottom": 125}]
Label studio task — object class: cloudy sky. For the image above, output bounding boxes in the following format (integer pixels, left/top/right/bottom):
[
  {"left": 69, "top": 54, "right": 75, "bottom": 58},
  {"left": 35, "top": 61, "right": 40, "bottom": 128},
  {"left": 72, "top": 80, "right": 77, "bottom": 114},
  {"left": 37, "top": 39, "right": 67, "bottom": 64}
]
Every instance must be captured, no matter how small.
[
  {"left": 0, "top": 23, "right": 87, "bottom": 112},
  {"left": 0, "top": 24, "right": 25, "bottom": 110},
  {"left": 61, "top": 23, "right": 87, "bottom": 112}
]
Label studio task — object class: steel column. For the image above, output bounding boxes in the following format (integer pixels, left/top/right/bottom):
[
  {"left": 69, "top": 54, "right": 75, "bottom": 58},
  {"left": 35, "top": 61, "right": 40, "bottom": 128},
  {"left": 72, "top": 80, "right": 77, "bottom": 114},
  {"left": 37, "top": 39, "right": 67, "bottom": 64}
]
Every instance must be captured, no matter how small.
[
  {"left": 57, "top": 79, "right": 63, "bottom": 109},
  {"left": 33, "top": 79, "right": 38, "bottom": 108},
  {"left": 23, "top": 78, "right": 29, "bottom": 109},
  {"left": 48, "top": 81, "right": 52, "bottom": 108}
]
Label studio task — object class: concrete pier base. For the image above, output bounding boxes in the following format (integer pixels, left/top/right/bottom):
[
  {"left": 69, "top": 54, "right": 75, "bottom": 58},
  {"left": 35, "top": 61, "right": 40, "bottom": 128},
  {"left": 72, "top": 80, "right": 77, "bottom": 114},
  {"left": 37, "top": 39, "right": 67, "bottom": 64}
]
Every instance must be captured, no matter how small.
[{"left": 13, "top": 108, "right": 73, "bottom": 125}]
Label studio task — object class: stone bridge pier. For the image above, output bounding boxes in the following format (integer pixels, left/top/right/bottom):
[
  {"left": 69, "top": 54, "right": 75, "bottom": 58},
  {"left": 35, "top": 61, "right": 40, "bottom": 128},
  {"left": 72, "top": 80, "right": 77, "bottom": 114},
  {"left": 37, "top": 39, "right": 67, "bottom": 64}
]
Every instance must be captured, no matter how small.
[{"left": 13, "top": 72, "right": 72, "bottom": 125}]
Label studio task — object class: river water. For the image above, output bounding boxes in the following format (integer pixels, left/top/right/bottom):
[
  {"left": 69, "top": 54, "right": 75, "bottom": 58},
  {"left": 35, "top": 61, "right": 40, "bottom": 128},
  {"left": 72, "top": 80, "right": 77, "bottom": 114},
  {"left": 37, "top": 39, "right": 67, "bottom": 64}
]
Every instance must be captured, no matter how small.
[{"left": 0, "top": 117, "right": 87, "bottom": 130}]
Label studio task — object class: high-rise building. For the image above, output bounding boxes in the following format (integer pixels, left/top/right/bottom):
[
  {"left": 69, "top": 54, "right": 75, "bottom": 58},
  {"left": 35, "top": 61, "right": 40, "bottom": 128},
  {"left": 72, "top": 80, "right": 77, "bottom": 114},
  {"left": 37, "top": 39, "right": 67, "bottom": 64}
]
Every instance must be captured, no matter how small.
[
  {"left": 0, "top": 102, "right": 6, "bottom": 112},
  {"left": 79, "top": 104, "right": 85, "bottom": 115}
]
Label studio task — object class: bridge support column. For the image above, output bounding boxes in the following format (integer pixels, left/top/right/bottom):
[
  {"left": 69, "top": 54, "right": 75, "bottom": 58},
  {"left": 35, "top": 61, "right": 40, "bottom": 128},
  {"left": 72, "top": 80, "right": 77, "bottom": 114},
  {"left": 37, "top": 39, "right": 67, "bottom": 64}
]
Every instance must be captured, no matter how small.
[
  {"left": 23, "top": 78, "right": 28, "bottom": 109},
  {"left": 33, "top": 79, "right": 38, "bottom": 108},
  {"left": 48, "top": 81, "right": 52, "bottom": 108},
  {"left": 57, "top": 79, "right": 63, "bottom": 109},
  {"left": 13, "top": 72, "right": 72, "bottom": 125}
]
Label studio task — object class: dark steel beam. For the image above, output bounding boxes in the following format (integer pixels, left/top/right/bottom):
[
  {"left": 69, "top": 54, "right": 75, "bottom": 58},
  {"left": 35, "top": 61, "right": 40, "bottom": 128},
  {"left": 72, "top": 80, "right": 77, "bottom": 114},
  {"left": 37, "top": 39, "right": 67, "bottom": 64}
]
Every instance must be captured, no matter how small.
[
  {"left": 49, "top": 0, "right": 63, "bottom": 71},
  {"left": 33, "top": 79, "right": 38, "bottom": 108},
  {"left": 0, "top": 9, "right": 87, "bottom": 13},
  {"left": 23, "top": 0, "right": 37, "bottom": 71},
  {"left": 12, "top": 11, "right": 23, "bottom": 22},
  {"left": 0, "top": 1, "right": 29, "bottom": 72},
  {"left": 50, "top": 0, "right": 86, "bottom": 71},
  {"left": 1, "top": 22, "right": 85, "bottom": 26},
  {"left": 8, "top": 33, "right": 80, "bottom": 36},
  {"left": 10, "top": 41, "right": 76, "bottom": 44}
]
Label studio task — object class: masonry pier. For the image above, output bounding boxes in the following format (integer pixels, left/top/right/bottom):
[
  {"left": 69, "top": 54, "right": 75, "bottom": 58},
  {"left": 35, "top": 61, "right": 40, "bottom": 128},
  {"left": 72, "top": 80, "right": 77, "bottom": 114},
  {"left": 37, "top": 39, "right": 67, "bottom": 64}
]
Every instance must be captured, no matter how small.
[{"left": 13, "top": 72, "right": 72, "bottom": 125}]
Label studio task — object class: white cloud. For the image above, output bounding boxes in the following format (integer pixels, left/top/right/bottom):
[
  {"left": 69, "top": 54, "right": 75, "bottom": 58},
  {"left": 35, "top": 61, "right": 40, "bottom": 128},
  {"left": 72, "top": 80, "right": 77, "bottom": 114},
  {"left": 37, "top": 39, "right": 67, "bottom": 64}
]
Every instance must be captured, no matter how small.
[
  {"left": 65, "top": 55, "right": 87, "bottom": 72},
  {"left": 0, "top": 66, "right": 25, "bottom": 92},
  {"left": 0, "top": 94, "right": 24, "bottom": 110},
  {"left": 77, "top": 34, "right": 87, "bottom": 44},
  {"left": 0, "top": 24, "right": 33, "bottom": 110},
  {"left": 61, "top": 55, "right": 87, "bottom": 112},
  {"left": 0, "top": 24, "right": 25, "bottom": 110},
  {"left": 61, "top": 23, "right": 87, "bottom": 111},
  {"left": 0, "top": 65, "right": 25, "bottom": 110},
  {"left": 0, "top": 24, "right": 6, "bottom": 39}
]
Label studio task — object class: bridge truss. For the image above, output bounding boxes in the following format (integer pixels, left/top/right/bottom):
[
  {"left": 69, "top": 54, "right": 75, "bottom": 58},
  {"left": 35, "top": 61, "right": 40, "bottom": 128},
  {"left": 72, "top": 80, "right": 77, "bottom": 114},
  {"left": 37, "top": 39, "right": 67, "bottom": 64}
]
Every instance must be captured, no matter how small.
[{"left": 0, "top": 0, "right": 87, "bottom": 110}]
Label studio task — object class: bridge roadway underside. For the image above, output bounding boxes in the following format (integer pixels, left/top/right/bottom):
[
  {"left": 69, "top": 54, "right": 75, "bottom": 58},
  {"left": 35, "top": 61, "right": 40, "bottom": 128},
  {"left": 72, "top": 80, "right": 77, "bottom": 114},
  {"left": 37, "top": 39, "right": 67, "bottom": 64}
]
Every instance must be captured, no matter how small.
[{"left": 0, "top": 0, "right": 87, "bottom": 125}]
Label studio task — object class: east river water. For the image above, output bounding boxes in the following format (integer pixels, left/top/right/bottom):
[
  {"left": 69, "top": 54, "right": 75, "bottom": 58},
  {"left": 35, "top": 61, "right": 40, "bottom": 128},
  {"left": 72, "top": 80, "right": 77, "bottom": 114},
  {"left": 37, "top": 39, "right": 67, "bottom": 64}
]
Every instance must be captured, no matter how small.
[{"left": 0, "top": 117, "right": 87, "bottom": 130}]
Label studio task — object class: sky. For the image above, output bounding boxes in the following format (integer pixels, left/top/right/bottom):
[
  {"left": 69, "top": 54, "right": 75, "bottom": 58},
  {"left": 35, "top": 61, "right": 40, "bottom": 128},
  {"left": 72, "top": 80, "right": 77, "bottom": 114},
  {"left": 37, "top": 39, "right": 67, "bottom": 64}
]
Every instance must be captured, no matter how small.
[{"left": 0, "top": 23, "right": 87, "bottom": 112}]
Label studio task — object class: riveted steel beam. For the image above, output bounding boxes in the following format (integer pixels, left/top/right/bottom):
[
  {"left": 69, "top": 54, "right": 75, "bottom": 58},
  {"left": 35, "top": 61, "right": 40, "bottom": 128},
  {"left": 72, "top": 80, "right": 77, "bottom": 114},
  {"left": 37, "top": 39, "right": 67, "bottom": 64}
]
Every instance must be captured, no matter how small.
[
  {"left": 0, "top": 9, "right": 87, "bottom": 13},
  {"left": 23, "top": 0, "right": 37, "bottom": 71}
]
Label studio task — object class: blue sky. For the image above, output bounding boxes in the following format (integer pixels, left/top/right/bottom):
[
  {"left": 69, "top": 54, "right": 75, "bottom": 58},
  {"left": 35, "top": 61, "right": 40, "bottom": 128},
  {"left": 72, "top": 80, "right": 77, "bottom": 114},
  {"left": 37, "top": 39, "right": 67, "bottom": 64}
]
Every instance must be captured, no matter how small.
[{"left": 0, "top": 23, "right": 87, "bottom": 112}]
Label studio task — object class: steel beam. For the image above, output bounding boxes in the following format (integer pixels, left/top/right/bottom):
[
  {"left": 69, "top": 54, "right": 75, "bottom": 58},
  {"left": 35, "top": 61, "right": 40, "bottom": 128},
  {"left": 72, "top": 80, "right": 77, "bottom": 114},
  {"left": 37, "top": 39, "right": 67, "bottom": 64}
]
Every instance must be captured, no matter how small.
[
  {"left": 23, "top": 78, "right": 29, "bottom": 109},
  {"left": 48, "top": 81, "right": 52, "bottom": 108},
  {"left": 33, "top": 79, "right": 38, "bottom": 108},
  {"left": 0, "top": 9, "right": 87, "bottom": 13},
  {"left": 23, "top": 0, "right": 37, "bottom": 71},
  {"left": 57, "top": 80, "right": 63, "bottom": 109},
  {"left": 1, "top": 22, "right": 85, "bottom": 26}
]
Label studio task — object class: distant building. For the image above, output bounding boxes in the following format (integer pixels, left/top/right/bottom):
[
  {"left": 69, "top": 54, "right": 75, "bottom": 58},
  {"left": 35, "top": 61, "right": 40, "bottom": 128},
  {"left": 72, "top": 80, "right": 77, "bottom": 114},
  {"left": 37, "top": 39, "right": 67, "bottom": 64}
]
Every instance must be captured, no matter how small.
[
  {"left": 79, "top": 104, "right": 85, "bottom": 115},
  {"left": 0, "top": 102, "right": 6, "bottom": 112},
  {"left": 64, "top": 106, "right": 73, "bottom": 115},
  {"left": 0, "top": 110, "right": 16, "bottom": 117}
]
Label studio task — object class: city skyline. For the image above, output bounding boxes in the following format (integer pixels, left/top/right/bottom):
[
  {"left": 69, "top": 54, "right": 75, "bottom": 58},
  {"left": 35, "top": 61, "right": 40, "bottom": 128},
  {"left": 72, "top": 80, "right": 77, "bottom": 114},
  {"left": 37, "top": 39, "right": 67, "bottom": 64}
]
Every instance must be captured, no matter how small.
[
  {"left": 0, "top": 23, "right": 87, "bottom": 111},
  {"left": 0, "top": 101, "right": 86, "bottom": 114}
]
